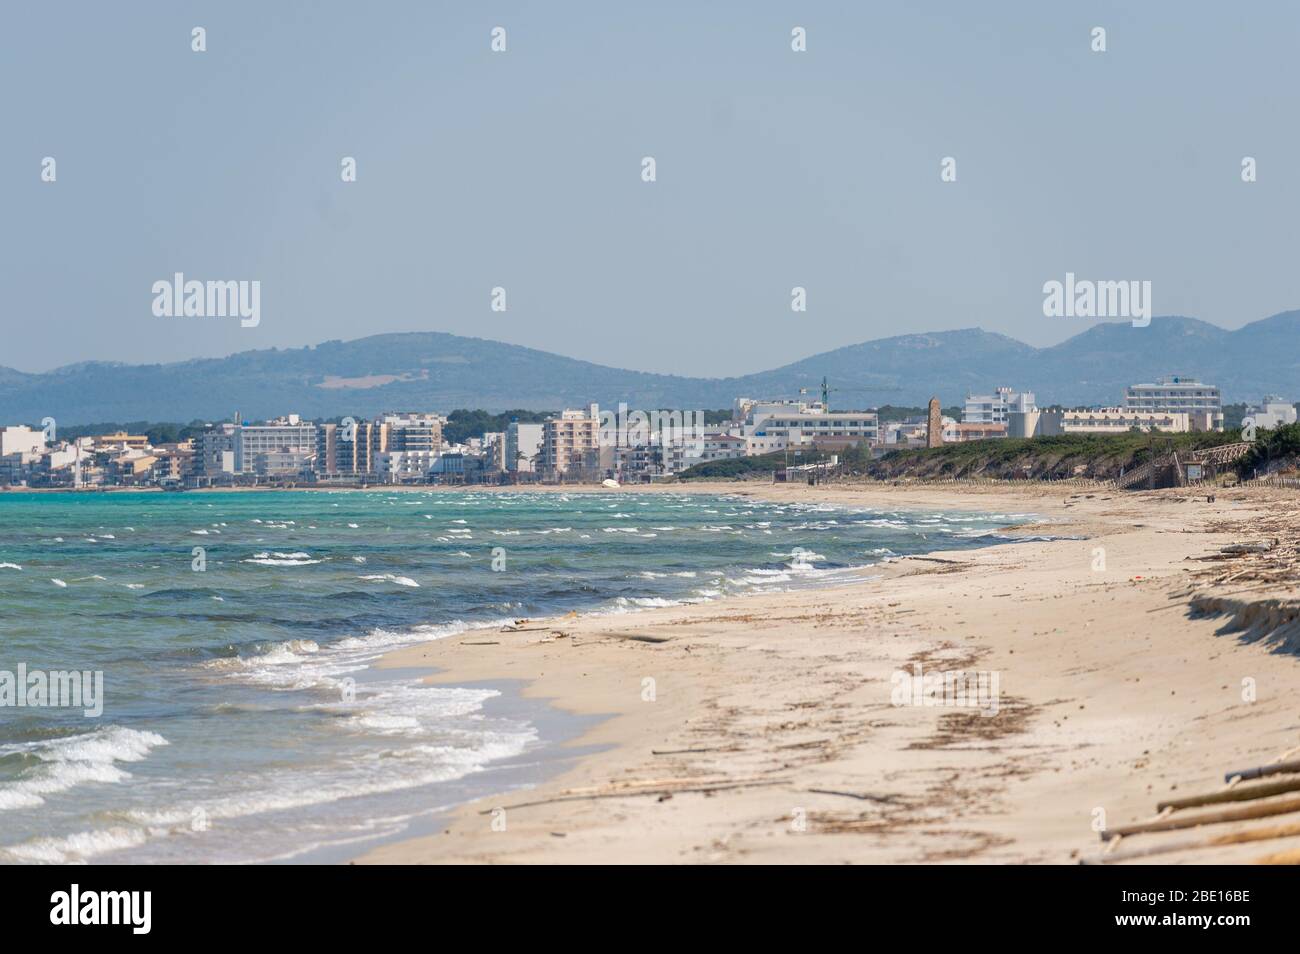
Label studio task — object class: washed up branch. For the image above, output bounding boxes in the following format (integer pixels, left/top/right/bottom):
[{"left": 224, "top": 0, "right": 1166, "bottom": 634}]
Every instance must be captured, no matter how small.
[
  {"left": 479, "top": 777, "right": 789, "bottom": 814},
  {"left": 1157, "top": 776, "right": 1300, "bottom": 812},
  {"left": 1103, "top": 794, "right": 1300, "bottom": 840},
  {"left": 1083, "top": 819, "right": 1300, "bottom": 864}
]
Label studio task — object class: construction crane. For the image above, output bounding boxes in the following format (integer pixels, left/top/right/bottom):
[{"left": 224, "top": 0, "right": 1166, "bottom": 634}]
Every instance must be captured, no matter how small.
[{"left": 797, "top": 376, "right": 902, "bottom": 411}]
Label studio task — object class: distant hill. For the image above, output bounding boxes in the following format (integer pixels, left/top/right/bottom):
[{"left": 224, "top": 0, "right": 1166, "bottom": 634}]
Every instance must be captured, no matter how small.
[{"left": 3, "top": 313, "right": 1298, "bottom": 425}]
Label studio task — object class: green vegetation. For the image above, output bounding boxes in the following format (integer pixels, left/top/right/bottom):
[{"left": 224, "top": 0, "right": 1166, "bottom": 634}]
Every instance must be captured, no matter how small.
[
  {"left": 678, "top": 452, "right": 787, "bottom": 479},
  {"left": 865, "top": 431, "right": 1241, "bottom": 481},
  {"left": 442, "top": 409, "right": 553, "bottom": 444},
  {"left": 679, "top": 445, "right": 863, "bottom": 480},
  {"left": 52, "top": 421, "right": 209, "bottom": 444},
  {"left": 873, "top": 404, "right": 962, "bottom": 422},
  {"left": 1237, "top": 423, "right": 1300, "bottom": 475}
]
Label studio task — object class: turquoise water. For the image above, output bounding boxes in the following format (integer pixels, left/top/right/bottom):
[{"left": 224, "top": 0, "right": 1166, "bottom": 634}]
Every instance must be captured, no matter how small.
[{"left": 0, "top": 489, "right": 1030, "bottom": 863}]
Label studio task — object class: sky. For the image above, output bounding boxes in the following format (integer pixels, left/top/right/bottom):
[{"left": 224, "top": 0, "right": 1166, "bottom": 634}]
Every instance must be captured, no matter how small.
[{"left": 3, "top": 1, "right": 1299, "bottom": 377}]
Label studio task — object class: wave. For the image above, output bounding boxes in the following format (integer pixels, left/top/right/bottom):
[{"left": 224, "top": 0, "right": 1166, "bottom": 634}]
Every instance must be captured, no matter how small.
[
  {"left": 244, "top": 551, "right": 324, "bottom": 566},
  {"left": 357, "top": 574, "right": 419, "bottom": 588},
  {"left": 0, "top": 826, "right": 149, "bottom": 864},
  {"left": 0, "top": 726, "right": 169, "bottom": 812}
]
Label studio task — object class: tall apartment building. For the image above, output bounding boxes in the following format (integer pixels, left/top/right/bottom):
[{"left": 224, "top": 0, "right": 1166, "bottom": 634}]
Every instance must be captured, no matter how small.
[
  {"left": 505, "top": 422, "right": 544, "bottom": 473},
  {"left": 234, "top": 418, "right": 317, "bottom": 476},
  {"left": 196, "top": 418, "right": 316, "bottom": 478},
  {"left": 1124, "top": 376, "right": 1223, "bottom": 431},
  {"left": 962, "top": 388, "right": 1035, "bottom": 425},
  {"left": 540, "top": 406, "right": 600, "bottom": 480},
  {"left": 197, "top": 423, "right": 238, "bottom": 475},
  {"left": 481, "top": 431, "right": 506, "bottom": 472},
  {"left": 381, "top": 412, "right": 443, "bottom": 454},
  {"left": 316, "top": 420, "right": 389, "bottom": 476}
]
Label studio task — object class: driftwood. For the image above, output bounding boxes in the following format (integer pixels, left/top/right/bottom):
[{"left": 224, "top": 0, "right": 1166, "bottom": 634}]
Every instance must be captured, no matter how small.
[
  {"left": 1218, "top": 541, "right": 1277, "bottom": 556},
  {"left": 1103, "top": 794, "right": 1300, "bottom": 840},
  {"left": 1254, "top": 847, "right": 1300, "bottom": 865},
  {"left": 1083, "top": 819, "right": 1300, "bottom": 864},
  {"left": 1225, "top": 757, "right": 1300, "bottom": 784},
  {"left": 1157, "top": 776, "right": 1300, "bottom": 812},
  {"left": 478, "top": 776, "right": 786, "bottom": 813},
  {"left": 602, "top": 631, "right": 672, "bottom": 643},
  {"left": 806, "top": 788, "right": 903, "bottom": 804}
]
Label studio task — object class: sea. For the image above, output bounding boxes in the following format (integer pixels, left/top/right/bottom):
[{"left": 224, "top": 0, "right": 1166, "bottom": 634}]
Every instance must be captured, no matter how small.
[{"left": 0, "top": 489, "right": 1032, "bottom": 863}]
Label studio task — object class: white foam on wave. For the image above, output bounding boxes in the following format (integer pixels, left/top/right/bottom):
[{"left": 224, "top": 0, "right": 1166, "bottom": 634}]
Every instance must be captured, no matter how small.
[
  {"left": 0, "top": 825, "right": 149, "bottom": 864},
  {"left": 118, "top": 727, "right": 535, "bottom": 837},
  {"left": 98, "top": 619, "right": 536, "bottom": 858},
  {"left": 358, "top": 573, "right": 419, "bottom": 588},
  {"left": 615, "top": 596, "right": 684, "bottom": 609},
  {"left": 245, "top": 551, "right": 323, "bottom": 567},
  {"left": 0, "top": 726, "right": 169, "bottom": 813}
]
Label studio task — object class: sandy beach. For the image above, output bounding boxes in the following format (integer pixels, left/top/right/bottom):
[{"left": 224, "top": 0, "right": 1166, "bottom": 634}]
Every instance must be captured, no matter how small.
[{"left": 356, "top": 481, "right": 1300, "bottom": 865}]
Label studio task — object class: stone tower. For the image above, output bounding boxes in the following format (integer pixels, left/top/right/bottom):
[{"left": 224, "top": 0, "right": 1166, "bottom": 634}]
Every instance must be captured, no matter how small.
[{"left": 926, "top": 397, "right": 943, "bottom": 448}]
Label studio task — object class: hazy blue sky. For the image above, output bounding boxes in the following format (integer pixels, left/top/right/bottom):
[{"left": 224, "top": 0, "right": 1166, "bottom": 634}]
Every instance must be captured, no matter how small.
[{"left": 4, "top": 1, "right": 1298, "bottom": 376}]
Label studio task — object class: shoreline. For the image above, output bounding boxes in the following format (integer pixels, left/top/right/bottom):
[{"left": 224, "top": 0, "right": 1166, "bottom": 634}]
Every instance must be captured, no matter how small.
[{"left": 354, "top": 481, "right": 1300, "bottom": 864}]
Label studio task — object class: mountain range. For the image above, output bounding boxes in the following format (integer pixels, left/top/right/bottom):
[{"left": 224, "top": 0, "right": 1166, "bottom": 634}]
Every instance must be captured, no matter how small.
[{"left": 2, "top": 312, "right": 1298, "bottom": 425}]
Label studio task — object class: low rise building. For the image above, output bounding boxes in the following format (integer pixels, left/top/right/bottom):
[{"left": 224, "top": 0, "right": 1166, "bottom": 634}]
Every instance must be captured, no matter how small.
[
  {"left": 1245, "top": 395, "right": 1297, "bottom": 431},
  {"left": 0, "top": 425, "right": 46, "bottom": 458},
  {"left": 375, "top": 450, "right": 439, "bottom": 482},
  {"left": 1033, "top": 408, "right": 1190, "bottom": 436},
  {"left": 947, "top": 422, "right": 1009, "bottom": 442},
  {"left": 96, "top": 431, "right": 151, "bottom": 451}
]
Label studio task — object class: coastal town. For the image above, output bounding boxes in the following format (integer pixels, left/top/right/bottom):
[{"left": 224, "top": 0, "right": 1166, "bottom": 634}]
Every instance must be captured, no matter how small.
[{"left": 0, "top": 375, "right": 1292, "bottom": 490}]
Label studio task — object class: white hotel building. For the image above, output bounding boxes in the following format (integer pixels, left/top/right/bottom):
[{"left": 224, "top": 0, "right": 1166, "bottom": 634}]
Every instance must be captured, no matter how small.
[
  {"left": 1124, "top": 376, "right": 1223, "bottom": 432},
  {"left": 727, "top": 398, "right": 879, "bottom": 452},
  {"left": 752, "top": 410, "right": 879, "bottom": 448},
  {"left": 962, "top": 388, "right": 1035, "bottom": 425}
]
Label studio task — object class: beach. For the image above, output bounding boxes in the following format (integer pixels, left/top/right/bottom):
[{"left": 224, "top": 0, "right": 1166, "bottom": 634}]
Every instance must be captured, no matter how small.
[{"left": 359, "top": 481, "right": 1300, "bottom": 865}]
